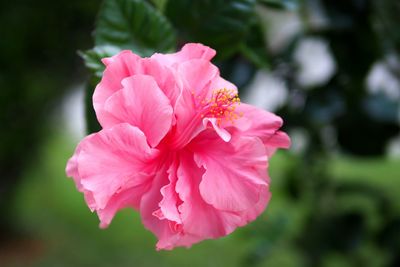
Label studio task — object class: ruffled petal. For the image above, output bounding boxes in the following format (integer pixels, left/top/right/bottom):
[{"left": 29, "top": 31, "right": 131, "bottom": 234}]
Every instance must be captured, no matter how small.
[
  {"left": 237, "top": 185, "right": 271, "bottom": 224},
  {"left": 101, "top": 75, "right": 173, "bottom": 147},
  {"left": 66, "top": 144, "right": 83, "bottom": 184},
  {"left": 232, "top": 103, "right": 291, "bottom": 155},
  {"left": 169, "top": 59, "right": 220, "bottom": 149},
  {"left": 141, "top": 58, "right": 181, "bottom": 107},
  {"left": 140, "top": 151, "right": 246, "bottom": 250},
  {"left": 177, "top": 59, "right": 219, "bottom": 94},
  {"left": 66, "top": 123, "right": 159, "bottom": 211},
  {"left": 66, "top": 143, "right": 97, "bottom": 211},
  {"left": 151, "top": 43, "right": 216, "bottom": 68},
  {"left": 94, "top": 52, "right": 180, "bottom": 126},
  {"left": 93, "top": 51, "right": 142, "bottom": 116},
  {"left": 176, "top": 152, "right": 243, "bottom": 240},
  {"left": 139, "top": 164, "right": 183, "bottom": 250},
  {"left": 190, "top": 130, "right": 270, "bottom": 212},
  {"left": 158, "top": 158, "right": 182, "bottom": 224},
  {"left": 203, "top": 117, "right": 232, "bottom": 142},
  {"left": 98, "top": 181, "right": 152, "bottom": 228}
]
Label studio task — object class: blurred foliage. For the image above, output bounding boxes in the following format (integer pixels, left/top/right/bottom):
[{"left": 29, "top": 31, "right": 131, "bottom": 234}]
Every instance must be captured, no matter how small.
[
  {"left": 259, "top": 0, "right": 299, "bottom": 10},
  {"left": 1, "top": 0, "right": 400, "bottom": 266},
  {"left": 0, "top": 0, "right": 100, "bottom": 240},
  {"left": 165, "top": 0, "right": 257, "bottom": 59}
]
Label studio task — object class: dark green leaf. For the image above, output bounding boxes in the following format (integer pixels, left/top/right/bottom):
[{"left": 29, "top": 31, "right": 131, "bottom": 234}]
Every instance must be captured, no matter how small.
[
  {"left": 258, "top": 0, "right": 299, "bottom": 10},
  {"left": 240, "top": 21, "right": 270, "bottom": 68},
  {"left": 147, "top": 0, "right": 168, "bottom": 13},
  {"left": 165, "top": 0, "right": 257, "bottom": 59},
  {"left": 373, "top": 0, "right": 400, "bottom": 52},
  {"left": 95, "top": 0, "right": 176, "bottom": 56},
  {"left": 79, "top": 45, "right": 121, "bottom": 78},
  {"left": 216, "top": 56, "right": 257, "bottom": 90}
]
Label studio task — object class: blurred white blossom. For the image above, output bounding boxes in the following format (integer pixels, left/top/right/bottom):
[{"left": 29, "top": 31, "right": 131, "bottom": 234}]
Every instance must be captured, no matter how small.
[
  {"left": 257, "top": 6, "right": 302, "bottom": 53},
  {"left": 288, "top": 128, "right": 310, "bottom": 154},
  {"left": 294, "top": 37, "right": 336, "bottom": 88},
  {"left": 62, "top": 85, "right": 86, "bottom": 141},
  {"left": 367, "top": 55, "right": 400, "bottom": 100},
  {"left": 242, "top": 71, "right": 288, "bottom": 112}
]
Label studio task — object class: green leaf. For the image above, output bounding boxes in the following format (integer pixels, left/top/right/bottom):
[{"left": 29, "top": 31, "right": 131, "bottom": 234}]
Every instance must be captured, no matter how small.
[
  {"left": 373, "top": 0, "right": 400, "bottom": 52},
  {"left": 240, "top": 21, "right": 270, "bottom": 69},
  {"left": 165, "top": 0, "right": 257, "bottom": 59},
  {"left": 95, "top": 0, "right": 176, "bottom": 56},
  {"left": 79, "top": 45, "right": 121, "bottom": 78},
  {"left": 147, "top": 0, "right": 168, "bottom": 13},
  {"left": 258, "top": 0, "right": 299, "bottom": 10}
]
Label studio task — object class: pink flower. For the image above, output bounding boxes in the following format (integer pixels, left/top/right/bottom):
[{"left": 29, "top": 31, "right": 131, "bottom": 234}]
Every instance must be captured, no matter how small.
[{"left": 66, "top": 43, "right": 290, "bottom": 250}]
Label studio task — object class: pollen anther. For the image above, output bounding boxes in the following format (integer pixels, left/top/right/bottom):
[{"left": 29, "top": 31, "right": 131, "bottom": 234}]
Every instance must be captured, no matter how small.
[{"left": 200, "top": 88, "right": 241, "bottom": 126}]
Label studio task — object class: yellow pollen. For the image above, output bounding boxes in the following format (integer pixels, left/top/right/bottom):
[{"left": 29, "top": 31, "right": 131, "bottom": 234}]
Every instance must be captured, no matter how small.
[{"left": 200, "top": 88, "right": 242, "bottom": 126}]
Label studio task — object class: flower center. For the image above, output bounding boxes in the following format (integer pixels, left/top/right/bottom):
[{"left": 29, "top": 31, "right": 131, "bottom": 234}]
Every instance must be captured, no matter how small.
[{"left": 196, "top": 88, "right": 242, "bottom": 126}]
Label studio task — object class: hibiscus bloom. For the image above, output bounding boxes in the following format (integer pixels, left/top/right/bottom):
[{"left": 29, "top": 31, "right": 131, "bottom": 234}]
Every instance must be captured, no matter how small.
[{"left": 66, "top": 43, "right": 290, "bottom": 250}]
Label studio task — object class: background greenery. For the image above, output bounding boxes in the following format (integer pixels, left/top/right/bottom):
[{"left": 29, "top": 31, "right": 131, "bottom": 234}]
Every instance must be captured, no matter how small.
[{"left": 1, "top": 0, "right": 399, "bottom": 266}]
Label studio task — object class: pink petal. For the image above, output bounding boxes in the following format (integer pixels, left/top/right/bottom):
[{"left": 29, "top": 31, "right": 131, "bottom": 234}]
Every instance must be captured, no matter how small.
[
  {"left": 176, "top": 152, "right": 244, "bottom": 239},
  {"left": 98, "top": 181, "right": 152, "bottom": 228},
  {"left": 101, "top": 75, "right": 173, "bottom": 147},
  {"left": 66, "top": 143, "right": 98, "bottom": 211},
  {"left": 151, "top": 43, "right": 216, "bottom": 67},
  {"left": 232, "top": 103, "right": 291, "bottom": 155},
  {"left": 169, "top": 59, "right": 220, "bottom": 149},
  {"left": 158, "top": 158, "right": 182, "bottom": 224},
  {"left": 203, "top": 117, "right": 231, "bottom": 142},
  {"left": 68, "top": 123, "right": 159, "bottom": 210},
  {"left": 139, "top": 164, "right": 183, "bottom": 250},
  {"left": 190, "top": 131, "right": 269, "bottom": 212},
  {"left": 66, "top": 144, "right": 83, "bottom": 184},
  {"left": 93, "top": 51, "right": 142, "bottom": 115},
  {"left": 237, "top": 186, "right": 271, "bottom": 224},
  {"left": 140, "top": 152, "right": 245, "bottom": 250},
  {"left": 141, "top": 58, "right": 181, "bottom": 107},
  {"left": 207, "top": 76, "right": 237, "bottom": 95},
  {"left": 177, "top": 59, "right": 219, "bottom": 94},
  {"left": 94, "top": 52, "right": 180, "bottom": 125}
]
